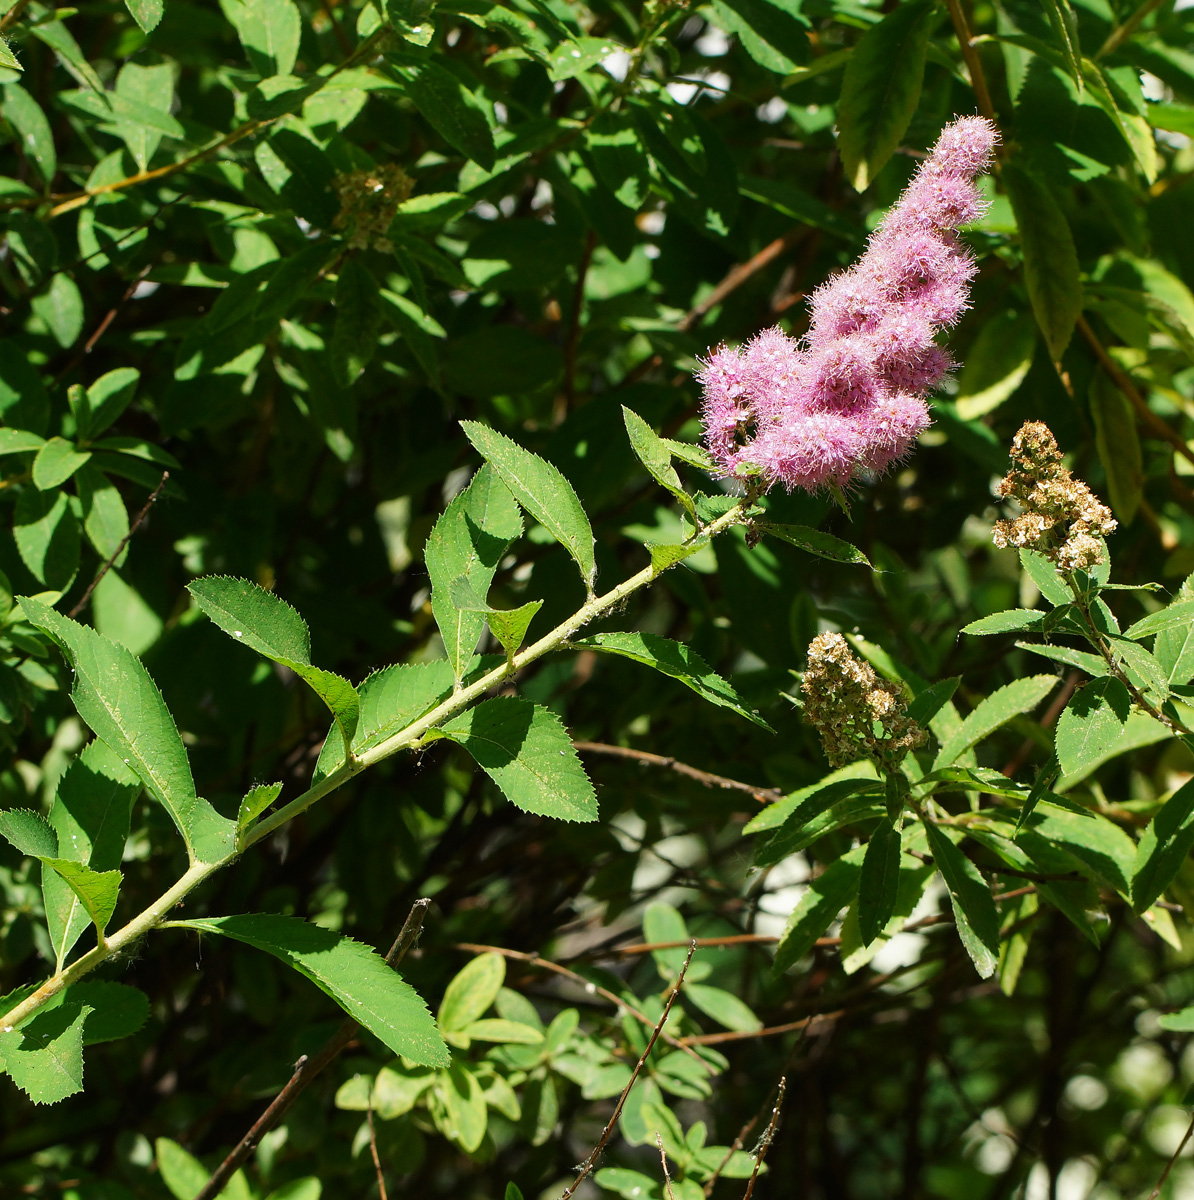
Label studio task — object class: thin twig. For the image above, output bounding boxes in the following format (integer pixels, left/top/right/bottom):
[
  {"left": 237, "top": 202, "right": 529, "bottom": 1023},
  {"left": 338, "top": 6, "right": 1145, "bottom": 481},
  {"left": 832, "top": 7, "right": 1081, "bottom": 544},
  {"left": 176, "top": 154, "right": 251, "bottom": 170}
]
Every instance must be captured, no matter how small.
[
  {"left": 559, "top": 941, "right": 697, "bottom": 1199},
  {"left": 679, "top": 1011, "right": 844, "bottom": 1048},
  {"left": 657, "top": 1132, "right": 677, "bottom": 1200},
  {"left": 943, "top": 0, "right": 999, "bottom": 127},
  {"left": 367, "top": 1092, "right": 388, "bottom": 1200},
  {"left": 742, "top": 1076, "right": 786, "bottom": 1200},
  {"left": 1147, "top": 1108, "right": 1194, "bottom": 1200},
  {"left": 602, "top": 934, "right": 783, "bottom": 956},
  {"left": 574, "top": 741, "right": 783, "bottom": 804},
  {"left": 453, "top": 941, "right": 713, "bottom": 1072},
  {"left": 68, "top": 471, "right": 169, "bottom": 619},
  {"left": 193, "top": 900, "right": 430, "bottom": 1200},
  {"left": 679, "top": 227, "right": 809, "bottom": 332},
  {"left": 0, "top": 0, "right": 32, "bottom": 35},
  {"left": 1097, "top": 0, "right": 1165, "bottom": 60}
]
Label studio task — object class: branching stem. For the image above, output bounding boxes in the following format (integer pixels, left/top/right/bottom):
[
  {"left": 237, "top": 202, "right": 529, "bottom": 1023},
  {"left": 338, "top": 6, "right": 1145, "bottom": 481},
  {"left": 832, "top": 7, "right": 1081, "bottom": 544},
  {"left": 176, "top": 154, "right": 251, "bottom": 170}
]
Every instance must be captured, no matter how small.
[{"left": 0, "top": 503, "right": 749, "bottom": 1034}]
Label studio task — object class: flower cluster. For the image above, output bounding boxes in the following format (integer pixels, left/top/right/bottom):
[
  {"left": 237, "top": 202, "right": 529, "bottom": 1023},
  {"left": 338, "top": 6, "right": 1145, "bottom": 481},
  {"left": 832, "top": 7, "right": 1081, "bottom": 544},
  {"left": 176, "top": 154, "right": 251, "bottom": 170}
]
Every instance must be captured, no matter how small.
[
  {"left": 992, "top": 421, "right": 1117, "bottom": 571},
  {"left": 332, "top": 163, "right": 414, "bottom": 252},
  {"left": 698, "top": 116, "right": 999, "bottom": 492},
  {"left": 800, "top": 633, "right": 926, "bottom": 771}
]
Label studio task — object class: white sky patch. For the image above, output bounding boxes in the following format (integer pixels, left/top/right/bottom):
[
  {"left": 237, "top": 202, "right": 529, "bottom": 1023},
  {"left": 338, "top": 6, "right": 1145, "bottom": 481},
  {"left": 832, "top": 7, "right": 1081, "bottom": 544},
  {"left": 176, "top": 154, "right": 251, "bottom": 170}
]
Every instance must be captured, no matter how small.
[
  {"left": 603, "top": 48, "right": 631, "bottom": 81},
  {"left": 695, "top": 23, "right": 730, "bottom": 56},
  {"left": 757, "top": 96, "right": 788, "bottom": 124}
]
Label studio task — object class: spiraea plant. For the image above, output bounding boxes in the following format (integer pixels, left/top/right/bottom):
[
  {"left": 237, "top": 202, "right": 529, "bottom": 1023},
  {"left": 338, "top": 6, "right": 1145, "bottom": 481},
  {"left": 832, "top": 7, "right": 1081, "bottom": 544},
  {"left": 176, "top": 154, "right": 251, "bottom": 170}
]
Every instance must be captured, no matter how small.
[{"left": 3, "top": 0, "right": 1194, "bottom": 1197}]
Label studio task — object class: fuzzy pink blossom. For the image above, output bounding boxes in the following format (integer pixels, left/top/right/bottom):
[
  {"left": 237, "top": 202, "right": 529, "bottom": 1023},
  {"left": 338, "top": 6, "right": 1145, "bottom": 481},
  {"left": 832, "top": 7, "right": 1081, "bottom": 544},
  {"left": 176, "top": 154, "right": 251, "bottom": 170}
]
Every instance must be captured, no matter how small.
[{"left": 698, "top": 115, "right": 998, "bottom": 492}]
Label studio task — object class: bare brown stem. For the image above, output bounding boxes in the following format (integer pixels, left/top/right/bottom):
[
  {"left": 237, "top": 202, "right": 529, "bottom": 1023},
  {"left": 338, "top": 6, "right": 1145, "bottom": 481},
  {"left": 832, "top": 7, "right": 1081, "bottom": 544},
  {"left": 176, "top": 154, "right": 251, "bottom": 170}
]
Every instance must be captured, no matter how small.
[
  {"left": 193, "top": 900, "right": 430, "bottom": 1200},
  {"left": 943, "top": 0, "right": 999, "bottom": 128},
  {"left": 741, "top": 1076, "right": 786, "bottom": 1200},
  {"left": 657, "top": 1132, "right": 677, "bottom": 1200},
  {"left": 0, "top": 0, "right": 32, "bottom": 35},
  {"left": 68, "top": 471, "right": 169, "bottom": 619},
  {"left": 574, "top": 741, "right": 783, "bottom": 803},
  {"left": 559, "top": 229, "right": 598, "bottom": 423},
  {"left": 559, "top": 941, "right": 696, "bottom": 1199},
  {"left": 367, "top": 1092, "right": 389, "bottom": 1200},
  {"left": 1147, "top": 1107, "right": 1194, "bottom": 1200}
]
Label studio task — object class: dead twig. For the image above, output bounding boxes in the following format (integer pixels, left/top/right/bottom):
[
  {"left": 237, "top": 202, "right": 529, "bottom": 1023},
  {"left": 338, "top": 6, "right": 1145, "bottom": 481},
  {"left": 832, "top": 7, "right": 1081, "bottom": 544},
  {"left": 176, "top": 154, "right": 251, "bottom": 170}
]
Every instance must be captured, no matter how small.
[
  {"left": 193, "top": 899, "right": 430, "bottom": 1200},
  {"left": 574, "top": 741, "right": 783, "bottom": 804},
  {"left": 742, "top": 1076, "right": 786, "bottom": 1200},
  {"left": 1147, "top": 1107, "right": 1194, "bottom": 1200},
  {"left": 367, "top": 1091, "right": 388, "bottom": 1200},
  {"left": 559, "top": 941, "right": 697, "bottom": 1199},
  {"left": 657, "top": 1132, "right": 677, "bottom": 1200},
  {"left": 68, "top": 471, "right": 169, "bottom": 619}
]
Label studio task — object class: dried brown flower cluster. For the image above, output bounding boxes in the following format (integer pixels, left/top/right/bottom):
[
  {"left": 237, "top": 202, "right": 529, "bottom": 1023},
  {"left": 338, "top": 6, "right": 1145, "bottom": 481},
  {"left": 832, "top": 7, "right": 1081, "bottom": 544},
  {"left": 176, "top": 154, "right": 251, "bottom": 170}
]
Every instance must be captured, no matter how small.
[
  {"left": 332, "top": 163, "right": 414, "bottom": 252},
  {"left": 800, "top": 633, "right": 927, "bottom": 771},
  {"left": 991, "top": 421, "right": 1117, "bottom": 572}
]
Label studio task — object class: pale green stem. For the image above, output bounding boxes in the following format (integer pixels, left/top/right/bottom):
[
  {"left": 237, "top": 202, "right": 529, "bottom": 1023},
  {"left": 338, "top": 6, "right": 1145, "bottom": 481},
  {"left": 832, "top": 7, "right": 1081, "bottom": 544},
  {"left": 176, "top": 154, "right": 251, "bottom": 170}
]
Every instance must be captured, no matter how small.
[{"left": 0, "top": 502, "right": 750, "bottom": 1033}]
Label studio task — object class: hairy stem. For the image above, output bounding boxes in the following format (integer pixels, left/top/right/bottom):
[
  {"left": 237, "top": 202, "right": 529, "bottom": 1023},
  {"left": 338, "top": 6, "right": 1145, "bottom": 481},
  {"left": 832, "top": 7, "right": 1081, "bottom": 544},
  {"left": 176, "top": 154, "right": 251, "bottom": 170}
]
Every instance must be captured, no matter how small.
[{"left": 0, "top": 502, "right": 749, "bottom": 1033}]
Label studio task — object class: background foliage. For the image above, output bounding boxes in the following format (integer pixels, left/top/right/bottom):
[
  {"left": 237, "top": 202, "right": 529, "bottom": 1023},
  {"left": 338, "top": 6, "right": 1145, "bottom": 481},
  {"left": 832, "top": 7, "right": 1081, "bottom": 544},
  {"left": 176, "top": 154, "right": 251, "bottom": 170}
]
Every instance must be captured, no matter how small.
[{"left": 5, "top": 0, "right": 1194, "bottom": 1197}]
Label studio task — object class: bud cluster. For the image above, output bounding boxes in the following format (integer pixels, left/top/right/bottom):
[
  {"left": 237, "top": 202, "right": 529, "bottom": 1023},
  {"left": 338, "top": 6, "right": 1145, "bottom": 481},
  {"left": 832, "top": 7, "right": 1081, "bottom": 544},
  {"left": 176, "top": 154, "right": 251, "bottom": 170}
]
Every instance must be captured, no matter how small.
[
  {"left": 800, "top": 633, "right": 927, "bottom": 771},
  {"left": 991, "top": 421, "right": 1117, "bottom": 572},
  {"left": 697, "top": 116, "right": 999, "bottom": 494},
  {"left": 332, "top": 163, "right": 414, "bottom": 253}
]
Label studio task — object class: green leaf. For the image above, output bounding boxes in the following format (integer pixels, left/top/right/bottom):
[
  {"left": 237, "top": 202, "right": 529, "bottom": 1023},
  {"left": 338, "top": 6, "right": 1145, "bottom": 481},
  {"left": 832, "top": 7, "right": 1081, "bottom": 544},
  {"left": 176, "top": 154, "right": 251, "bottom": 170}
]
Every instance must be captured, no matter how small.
[
  {"left": 30, "top": 274, "right": 84, "bottom": 350},
  {"left": 313, "top": 660, "right": 456, "bottom": 781},
  {"left": 0, "top": 429, "right": 46, "bottom": 455},
  {"left": 622, "top": 406, "right": 695, "bottom": 522},
  {"left": 1133, "top": 778, "right": 1194, "bottom": 913},
  {"left": 1025, "top": 800, "right": 1136, "bottom": 897},
  {"left": 461, "top": 421, "right": 597, "bottom": 593},
  {"left": 426, "top": 465, "right": 524, "bottom": 683},
  {"left": 836, "top": 0, "right": 935, "bottom": 191},
  {"left": 547, "top": 36, "right": 618, "bottom": 82},
  {"left": 76, "top": 466, "right": 130, "bottom": 564},
  {"left": 1111, "top": 637, "right": 1170, "bottom": 702},
  {"left": 1055, "top": 677, "right": 1130, "bottom": 778},
  {"left": 172, "top": 914, "right": 449, "bottom": 1066},
  {"left": 758, "top": 523, "right": 871, "bottom": 566},
  {"left": 686, "top": 984, "right": 762, "bottom": 1033},
  {"left": 112, "top": 62, "right": 175, "bottom": 171},
  {"left": 1016, "top": 639, "right": 1107, "bottom": 676},
  {"left": 745, "top": 762, "right": 880, "bottom": 835},
  {"left": 124, "top": 0, "right": 164, "bottom": 33},
  {"left": 237, "top": 782, "right": 282, "bottom": 840},
  {"left": 739, "top": 175, "right": 860, "bottom": 243},
  {"left": 188, "top": 577, "right": 360, "bottom": 752},
  {"left": 386, "top": 57, "right": 495, "bottom": 171},
  {"left": 43, "top": 741, "right": 139, "bottom": 970},
  {"left": 1125, "top": 601, "right": 1194, "bottom": 642},
  {"left": 20, "top": 599, "right": 234, "bottom": 866},
  {"left": 2, "top": 85, "right": 56, "bottom": 186},
  {"left": 42, "top": 859, "right": 121, "bottom": 935},
  {"left": 32, "top": 437, "right": 91, "bottom": 491},
  {"left": 773, "top": 845, "right": 864, "bottom": 973},
  {"left": 1020, "top": 548, "right": 1072, "bottom": 607},
  {"left": 857, "top": 819, "right": 901, "bottom": 946},
  {"left": 962, "top": 609, "right": 1045, "bottom": 636},
  {"left": 64, "top": 980, "right": 149, "bottom": 1045},
  {"left": 0, "top": 35, "right": 20, "bottom": 71},
  {"left": 439, "top": 952, "right": 505, "bottom": 1032},
  {"left": 449, "top": 576, "right": 542, "bottom": 663},
  {"left": 438, "top": 1061, "right": 488, "bottom": 1152},
  {"left": 0, "top": 1002, "right": 92, "bottom": 1105},
  {"left": 332, "top": 258, "right": 383, "bottom": 387},
  {"left": 573, "top": 631, "right": 770, "bottom": 729},
  {"left": 584, "top": 114, "right": 650, "bottom": 209},
  {"left": 1044, "top": 0, "right": 1082, "bottom": 91},
  {"left": 1003, "top": 160, "right": 1082, "bottom": 362},
  {"left": 1089, "top": 371, "right": 1142, "bottom": 525},
  {"left": 906, "top": 676, "right": 961, "bottom": 729},
  {"left": 955, "top": 309, "right": 1037, "bottom": 420},
  {"left": 156, "top": 1137, "right": 252, "bottom": 1200},
  {"left": 710, "top": 0, "right": 810, "bottom": 74},
  {"left": 0, "top": 807, "right": 58, "bottom": 858},
  {"left": 15, "top": 488, "right": 80, "bottom": 592},
  {"left": 922, "top": 822, "right": 1000, "bottom": 979},
  {"left": 86, "top": 368, "right": 139, "bottom": 438},
  {"left": 932, "top": 676, "right": 1058, "bottom": 770},
  {"left": 437, "top": 697, "right": 597, "bottom": 822},
  {"left": 462, "top": 1018, "right": 544, "bottom": 1044},
  {"left": 221, "top": 0, "right": 302, "bottom": 76}
]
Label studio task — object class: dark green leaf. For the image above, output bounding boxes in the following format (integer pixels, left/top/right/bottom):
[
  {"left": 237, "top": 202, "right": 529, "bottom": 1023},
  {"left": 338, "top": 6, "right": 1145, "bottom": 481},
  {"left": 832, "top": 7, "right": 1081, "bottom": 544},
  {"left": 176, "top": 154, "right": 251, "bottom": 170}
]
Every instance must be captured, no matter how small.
[
  {"left": 857, "top": 819, "right": 901, "bottom": 946},
  {"left": 1055, "top": 677, "right": 1130, "bottom": 777},
  {"left": 758, "top": 523, "right": 870, "bottom": 566},
  {"left": 962, "top": 609, "right": 1045, "bottom": 636},
  {"left": 1133, "top": 778, "right": 1194, "bottom": 913},
  {"left": 171, "top": 914, "right": 449, "bottom": 1066},
  {"left": 836, "top": 0, "right": 935, "bottom": 191},
  {"left": 923, "top": 822, "right": 1000, "bottom": 979},
  {"left": 437, "top": 697, "right": 597, "bottom": 822},
  {"left": 575, "top": 630, "right": 769, "bottom": 728},
  {"left": 386, "top": 57, "right": 495, "bottom": 171},
  {"left": 773, "top": 846, "right": 864, "bottom": 973},
  {"left": 1090, "top": 371, "right": 1142, "bottom": 525}
]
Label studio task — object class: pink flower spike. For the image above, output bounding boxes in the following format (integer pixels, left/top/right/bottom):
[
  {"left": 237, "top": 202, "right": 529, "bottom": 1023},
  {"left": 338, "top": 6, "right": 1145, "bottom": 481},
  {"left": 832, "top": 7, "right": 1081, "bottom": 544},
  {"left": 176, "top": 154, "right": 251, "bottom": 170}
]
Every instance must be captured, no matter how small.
[{"left": 697, "top": 115, "right": 998, "bottom": 493}]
